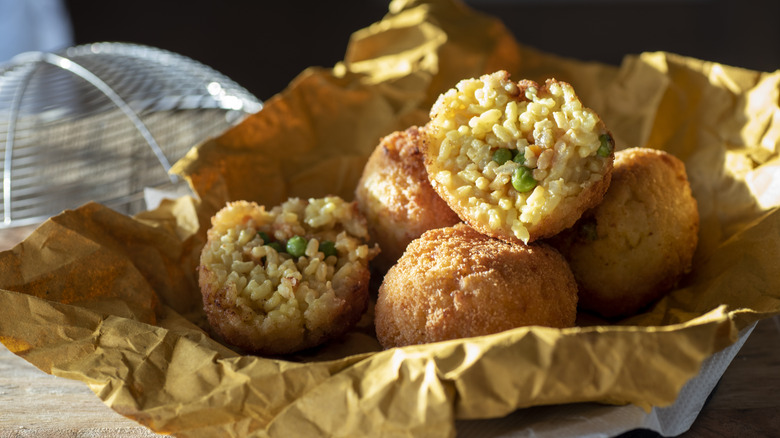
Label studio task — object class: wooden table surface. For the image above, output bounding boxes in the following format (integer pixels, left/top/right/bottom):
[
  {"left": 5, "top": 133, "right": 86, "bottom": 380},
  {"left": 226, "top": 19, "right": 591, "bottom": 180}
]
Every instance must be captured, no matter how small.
[{"left": 0, "top": 226, "right": 778, "bottom": 437}]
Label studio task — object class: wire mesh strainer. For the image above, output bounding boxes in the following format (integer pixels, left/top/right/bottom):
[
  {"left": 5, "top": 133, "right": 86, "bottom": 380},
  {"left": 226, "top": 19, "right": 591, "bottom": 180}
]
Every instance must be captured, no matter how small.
[{"left": 0, "top": 42, "right": 263, "bottom": 228}]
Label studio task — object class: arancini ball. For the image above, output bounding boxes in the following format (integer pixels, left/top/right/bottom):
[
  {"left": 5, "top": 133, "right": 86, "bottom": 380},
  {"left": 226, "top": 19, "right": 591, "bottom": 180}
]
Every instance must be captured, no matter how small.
[
  {"left": 549, "top": 147, "right": 699, "bottom": 319},
  {"left": 375, "top": 223, "right": 578, "bottom": 348},
  {"left": 199, "top": 197, "right": 378, "bottom": 355},
  {"left": 355, "top": 126, "right": 460, "bottom": 273},
  {"left": 424, "top": 71, "right": 614, "bottom": 244}
]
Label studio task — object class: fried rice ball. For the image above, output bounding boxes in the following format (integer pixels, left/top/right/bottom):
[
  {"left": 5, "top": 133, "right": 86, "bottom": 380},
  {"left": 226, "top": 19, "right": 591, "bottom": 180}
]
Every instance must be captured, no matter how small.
[
  {"left": 199, "top": 197, "right": 379, "bottom": 355},
  {"left": 549, "top": 148, "right": 699, "bottom": 319},
  {"left": 374, "top": 223, "right": 578, "bottom": 348},
  {"left": 424, "top": 71, "right": 614, "bottom": 244},
  {"left": 355, "top": 126, "right": 461, "bottom": 273}
]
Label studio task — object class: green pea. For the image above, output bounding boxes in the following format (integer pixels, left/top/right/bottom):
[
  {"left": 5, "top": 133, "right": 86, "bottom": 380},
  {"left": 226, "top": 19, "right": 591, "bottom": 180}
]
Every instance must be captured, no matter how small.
[
  {"left": 266, "top": 241, "right": 283, "bottom": 253},
  {"left": 511, "top": 166, "right": 537, "bottom": 192},
  {"left": 492, "top": 148, "right": 513, "bottom": 165},
  {"left": 286, "top": 235, "right": 307, "bottom": 258},
  {"left": 512, "top": 150, "right": 526, "bottom": 165},
  {"left": 257, "top": 231, "right": 270, "bottom": 243},
  {"left": 597, "top": 134, "right": 613, "bottom": 157},
  {"left": 318, "top": 240, "right": 337, "bottom": 258}
]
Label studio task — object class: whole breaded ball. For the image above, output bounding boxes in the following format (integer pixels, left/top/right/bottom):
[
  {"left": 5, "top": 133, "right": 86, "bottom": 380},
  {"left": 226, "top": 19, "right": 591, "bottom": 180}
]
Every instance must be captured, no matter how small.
[
  {"left": 424, "top": 71, "right": 614, "bottom": 244},
  {"left": 549, "top": 148, "right": 699, "bottom": 319},
  {"left": 374, "top": 223, "right": 578, "bottom": 348},
  {"left": 199, "top": 197, "right": 378, "bottom": 355},
  {"left": 355, "top": 126, "right": 461, "bottom": 273}
]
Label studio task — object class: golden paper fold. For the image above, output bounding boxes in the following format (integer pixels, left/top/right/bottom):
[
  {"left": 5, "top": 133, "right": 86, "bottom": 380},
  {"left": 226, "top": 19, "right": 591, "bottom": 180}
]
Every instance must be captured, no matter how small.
[{"left": 2, "top": 0, "right": 779, "bottom": 437}]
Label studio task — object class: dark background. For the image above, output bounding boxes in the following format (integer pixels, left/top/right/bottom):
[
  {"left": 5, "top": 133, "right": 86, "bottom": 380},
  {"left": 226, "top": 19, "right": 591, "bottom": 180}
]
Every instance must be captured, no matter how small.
[{"left": 62, "top": 0, "right": 779, "bottom": 102}]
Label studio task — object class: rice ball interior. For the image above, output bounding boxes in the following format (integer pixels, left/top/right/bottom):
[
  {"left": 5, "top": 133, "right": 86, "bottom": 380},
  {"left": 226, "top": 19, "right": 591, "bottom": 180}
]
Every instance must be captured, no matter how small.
[
  {"left": 199, "top": 197, "right": 378, "bottom": 355},
  {"left": 425, "top": 71, "right": 614, "bottom": 243}
]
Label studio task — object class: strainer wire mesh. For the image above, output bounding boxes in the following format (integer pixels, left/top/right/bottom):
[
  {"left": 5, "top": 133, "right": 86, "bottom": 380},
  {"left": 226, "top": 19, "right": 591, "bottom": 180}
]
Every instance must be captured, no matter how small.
[{"left": 0, "top": 42, "right": 262, "bottom": 228}]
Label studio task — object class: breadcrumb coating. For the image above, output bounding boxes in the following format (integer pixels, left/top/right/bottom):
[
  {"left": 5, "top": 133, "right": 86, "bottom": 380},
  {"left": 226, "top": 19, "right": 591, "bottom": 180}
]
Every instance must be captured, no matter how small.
[
  {"left": 549, "top": 148, "right": 699, "bottom": 318},
  {"left": 355, "top": 126, "right": 461, "bottom": 273},
  {"left": 375, "top": 223, "right": 578, "bottom": 348}
]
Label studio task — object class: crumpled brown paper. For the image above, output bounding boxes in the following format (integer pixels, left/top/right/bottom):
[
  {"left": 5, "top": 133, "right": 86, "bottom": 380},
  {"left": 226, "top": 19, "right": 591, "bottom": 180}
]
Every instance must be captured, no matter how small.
[{"left": 1, "top": 0, "right": 780, "bottom": 437}]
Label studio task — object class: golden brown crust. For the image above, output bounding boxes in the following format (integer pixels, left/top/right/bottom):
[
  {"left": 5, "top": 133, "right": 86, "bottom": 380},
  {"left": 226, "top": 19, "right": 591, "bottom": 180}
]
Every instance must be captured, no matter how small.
[
  {"left": 549, "top": 147, "right": 699, "bottom": 319},
  {"left": 355, "top": 126, "right": 460, "bottom": 273},
  {"left": 374, "top": 223, "right": 578, "bottom": 348}
]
